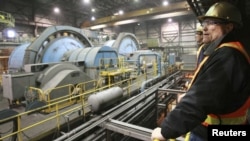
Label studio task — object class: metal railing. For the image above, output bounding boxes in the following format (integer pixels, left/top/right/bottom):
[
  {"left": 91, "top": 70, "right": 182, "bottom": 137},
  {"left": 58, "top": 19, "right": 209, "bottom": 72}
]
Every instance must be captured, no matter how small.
[
  {"left": 0, "top": 72, "right": 150, "bottom": 141},
  {"left": 0, "top": 63, "right": 178, "bottom": 141}
]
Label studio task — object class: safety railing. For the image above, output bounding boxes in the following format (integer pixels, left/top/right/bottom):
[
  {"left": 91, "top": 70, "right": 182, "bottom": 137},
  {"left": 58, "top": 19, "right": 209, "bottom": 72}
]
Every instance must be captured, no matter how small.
[
  {"left": 28, "top": 80, "right": 99, "bottom": 113},
  {"left": 0, "top": 96, "right": 87, "bottom": 141},
  {"left": 25, "top": 86, "right": 45, "bottom": 103},
  {"left": 0, "top": 64, "right": 179, "bottom": 141},
  {"left": 0, "top": 71, "right": 150, "bottom": 141}
]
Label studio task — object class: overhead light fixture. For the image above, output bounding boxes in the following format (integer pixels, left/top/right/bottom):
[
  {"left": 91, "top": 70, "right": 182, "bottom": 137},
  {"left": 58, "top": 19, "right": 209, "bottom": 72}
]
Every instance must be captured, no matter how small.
[
  {"left": 114, "top": 19, "right": 138, "bottom": 25},
  {"left": 83, "top": 0, "right": 90, "bottom": 4},
  {"left": 119, "top": 10, "right": 124, "bottom": 15},
  {"left": 163, "top": 1, "right": 169, "bottom": 6},
  {"left": 7, "top": 29, "right": 16, "bottom": 38},
  {"left": 54, "top": 7, "right": 60, "bottom": 14},
  {"left": 90, "top": 24, "right": 107, "bottom": 30},
  {"left": 3, "top": 28, "right": 16, "bottom": 38},
  {"left": 168, "top": 18, "right": 172, "bottom": 22}
]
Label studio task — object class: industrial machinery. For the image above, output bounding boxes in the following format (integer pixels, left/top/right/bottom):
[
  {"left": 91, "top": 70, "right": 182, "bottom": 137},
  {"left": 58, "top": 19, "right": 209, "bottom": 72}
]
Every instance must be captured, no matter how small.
[
  {"left": 0, "top": 70, "right": 186, "bottom": 141},
  {"left": 3, "top": 26, "right": 94, "bottom": 107},
  {"left": 0, "top": 25, "right": 188, "bottom": 141},
  {"left": 104, "top": 32, "right": 139, "bottom": 57},
  {"left": 1, "top": 25, "right": 161, "bottom": 108}
]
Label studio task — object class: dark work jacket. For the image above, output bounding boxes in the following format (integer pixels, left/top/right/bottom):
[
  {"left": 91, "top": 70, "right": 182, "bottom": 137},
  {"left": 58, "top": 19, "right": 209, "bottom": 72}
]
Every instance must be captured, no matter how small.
[
  {"left": 196, "top": 43, "right": 205, "bottom": 66},
  {"left": 160, "top": 32, "right": 250, "bottom": 140}
]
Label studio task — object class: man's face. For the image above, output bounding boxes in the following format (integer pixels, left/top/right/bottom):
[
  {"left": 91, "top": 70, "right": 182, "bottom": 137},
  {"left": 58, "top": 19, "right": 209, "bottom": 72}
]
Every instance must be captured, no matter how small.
[
  {"left": 201, "top": 18, "right": 231, "bottom": 43},
  {"left": 195, "top": 32, "right": 203, "bottom": 44}
]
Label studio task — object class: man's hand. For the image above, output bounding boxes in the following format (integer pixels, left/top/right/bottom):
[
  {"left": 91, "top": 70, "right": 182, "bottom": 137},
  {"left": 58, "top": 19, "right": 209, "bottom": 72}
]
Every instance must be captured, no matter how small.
[
  {"left": 151, "top": 127, "right": 166, "bottom": 141},
  {"left": 177, "top": 93, "right": 186, "bottom": 102}
]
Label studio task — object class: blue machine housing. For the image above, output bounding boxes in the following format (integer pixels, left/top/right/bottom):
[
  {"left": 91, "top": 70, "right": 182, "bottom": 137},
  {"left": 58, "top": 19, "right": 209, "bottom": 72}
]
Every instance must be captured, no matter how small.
[{"left": 67, "top": 46, "right": 118, "bottom": 68}]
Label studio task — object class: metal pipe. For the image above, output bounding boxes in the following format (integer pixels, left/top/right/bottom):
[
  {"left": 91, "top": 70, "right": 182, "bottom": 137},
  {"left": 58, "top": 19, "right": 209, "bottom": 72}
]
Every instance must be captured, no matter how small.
[
  {"left": 54, "top": 76, "right": 169, "bottom": 141},
  {"left": 101, "top": 119, "right": 153, "bottom": 141},
  {"left": 140, "top": 70, "right": 180, "bottom": 92},
  {"left": 157, "top": 88, "right": 186, "bottom": 94},
  {"left": 87, "top": 86, "right": 123, "bottom": 112}
]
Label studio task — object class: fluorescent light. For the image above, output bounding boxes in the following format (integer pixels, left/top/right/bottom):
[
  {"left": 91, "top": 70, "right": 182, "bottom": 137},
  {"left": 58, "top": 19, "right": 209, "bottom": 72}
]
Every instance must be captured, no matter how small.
[{"left": 90, "top": 24, "right": 107, "bottom": 30}]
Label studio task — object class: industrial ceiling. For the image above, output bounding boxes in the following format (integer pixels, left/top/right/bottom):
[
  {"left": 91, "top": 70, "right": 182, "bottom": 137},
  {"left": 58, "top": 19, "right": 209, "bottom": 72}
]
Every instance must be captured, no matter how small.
[
  {"left": 0, "top": 0, "right": 250, "bottom": 29},
  {"left": 0, "top": 0, "right": 191, "bottom": 28}
]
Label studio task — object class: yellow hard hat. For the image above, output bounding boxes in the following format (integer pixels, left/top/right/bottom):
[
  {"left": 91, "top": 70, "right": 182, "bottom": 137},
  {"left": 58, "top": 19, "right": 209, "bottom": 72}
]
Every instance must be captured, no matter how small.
[
  {"left": 196, "top": 25, "right": 203, "bottom": 35},
  {"left": 198, "top": 2, "right": 242, "bottom": 26},
  {"left": 197, "top": 25, "right": 203, "bottom": 32}
]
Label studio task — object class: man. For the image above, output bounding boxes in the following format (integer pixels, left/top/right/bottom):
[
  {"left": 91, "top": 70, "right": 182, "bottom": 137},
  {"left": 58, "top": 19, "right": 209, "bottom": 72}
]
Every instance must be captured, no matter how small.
[
  {"left": 179, "top": 26, "right": 206, "bottom": 141},
  {"left": 196, "top": 25, "right": 203, "bottom": 47},
  {"left": 151, "top": 1, "right": 250, "bottom": 141},
  {"left": 182, "top": 25, "right": 206, "bottom": 91},
  {"left": 195, "top": 25, "right": 206, "bottom": 65}
]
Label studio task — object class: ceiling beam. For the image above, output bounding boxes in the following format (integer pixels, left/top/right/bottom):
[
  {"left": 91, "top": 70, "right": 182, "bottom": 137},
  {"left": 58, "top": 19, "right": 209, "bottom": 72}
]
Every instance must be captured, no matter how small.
[
  {"left": 81, "top": 1, "right": 192, "bottom": 29},
  {"left": 81, "top": 1, "right": 190, "bottom": 28},
  {"left": 88, "top": 11, "right": 193, "bottom": 30}
]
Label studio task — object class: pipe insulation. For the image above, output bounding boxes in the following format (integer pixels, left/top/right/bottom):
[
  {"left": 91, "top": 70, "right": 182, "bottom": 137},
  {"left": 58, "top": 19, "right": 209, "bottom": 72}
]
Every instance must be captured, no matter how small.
[{"left": 88, "top": 87, "right": 124, "bottom": 112}]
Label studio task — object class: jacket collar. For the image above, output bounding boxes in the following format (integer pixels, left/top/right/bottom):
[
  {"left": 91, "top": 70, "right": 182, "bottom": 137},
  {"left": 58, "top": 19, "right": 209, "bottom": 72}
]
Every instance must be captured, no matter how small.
[{"left": 203, "top": 35, "right": 225, "bottom": 56}]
